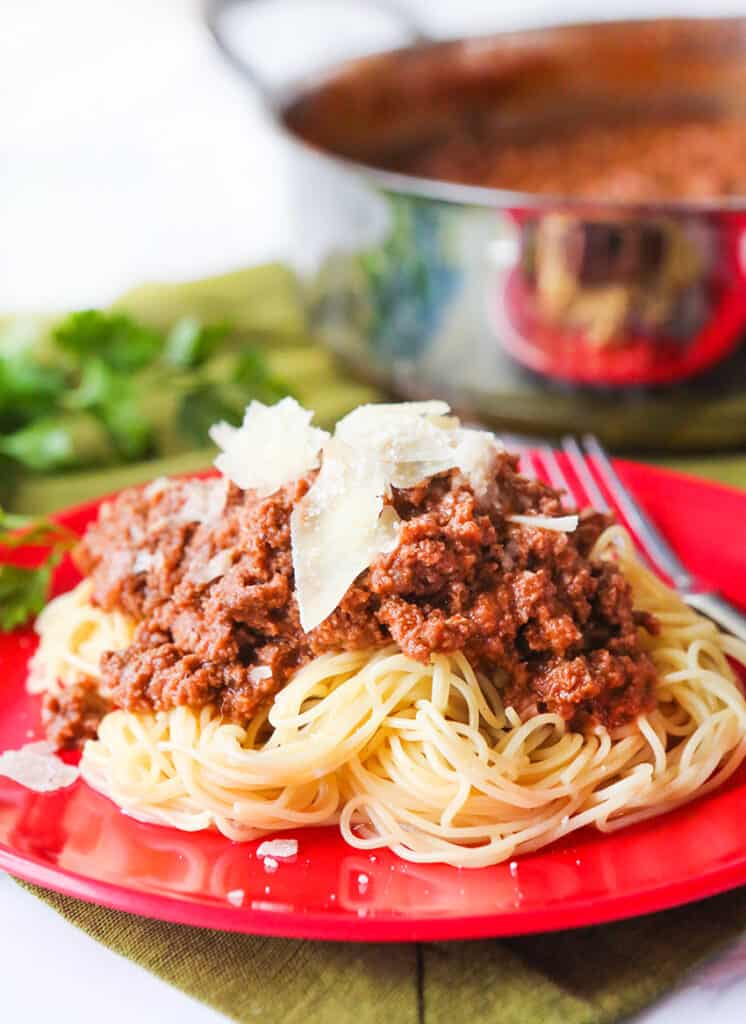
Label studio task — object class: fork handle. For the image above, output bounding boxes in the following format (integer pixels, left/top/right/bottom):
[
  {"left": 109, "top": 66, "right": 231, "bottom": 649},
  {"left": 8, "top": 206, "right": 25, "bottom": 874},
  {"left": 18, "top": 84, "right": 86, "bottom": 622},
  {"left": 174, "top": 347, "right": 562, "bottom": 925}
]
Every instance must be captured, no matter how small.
[{"left": 684, "top": 592, "right": 746, "bottom": 645}]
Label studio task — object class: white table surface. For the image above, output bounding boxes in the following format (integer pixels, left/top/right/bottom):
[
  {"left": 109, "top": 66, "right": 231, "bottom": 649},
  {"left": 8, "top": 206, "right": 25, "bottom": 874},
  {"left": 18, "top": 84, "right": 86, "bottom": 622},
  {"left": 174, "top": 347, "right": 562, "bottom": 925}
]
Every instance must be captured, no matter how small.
[{"left": 4, "top": 0, "right": 746, "bottom": 1020}]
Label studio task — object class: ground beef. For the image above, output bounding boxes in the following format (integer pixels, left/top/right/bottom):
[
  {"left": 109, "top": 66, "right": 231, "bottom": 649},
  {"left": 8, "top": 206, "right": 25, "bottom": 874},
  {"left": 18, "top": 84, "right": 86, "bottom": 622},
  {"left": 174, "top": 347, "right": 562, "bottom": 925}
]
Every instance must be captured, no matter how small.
[
  {"left": 65, "top": 453, "right": 658, "bottom": 747},
  {"left": 42, "top": 681, "right": 112, "bottom": 750},
  {"left": 390, "top": 117, "right": 746, "bottom": 201}
]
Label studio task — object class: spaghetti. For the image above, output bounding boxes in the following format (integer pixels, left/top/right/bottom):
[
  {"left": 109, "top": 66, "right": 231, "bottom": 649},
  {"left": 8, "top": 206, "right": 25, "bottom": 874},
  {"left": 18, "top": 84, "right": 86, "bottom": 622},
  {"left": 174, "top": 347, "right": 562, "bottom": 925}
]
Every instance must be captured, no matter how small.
[
  {"left": 29, "top": 579, "right": 135, "bottom": 697},
  {"left": 33, "top": 525, "right": 746, "bottom": 868}
]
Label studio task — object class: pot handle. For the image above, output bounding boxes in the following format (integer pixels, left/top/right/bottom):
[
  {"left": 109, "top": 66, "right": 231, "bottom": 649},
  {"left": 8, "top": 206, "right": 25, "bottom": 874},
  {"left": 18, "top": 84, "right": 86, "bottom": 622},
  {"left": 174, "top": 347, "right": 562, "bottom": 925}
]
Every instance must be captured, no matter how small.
[{"left": 204, "top": 0, "right": 430, "bottom": 102}]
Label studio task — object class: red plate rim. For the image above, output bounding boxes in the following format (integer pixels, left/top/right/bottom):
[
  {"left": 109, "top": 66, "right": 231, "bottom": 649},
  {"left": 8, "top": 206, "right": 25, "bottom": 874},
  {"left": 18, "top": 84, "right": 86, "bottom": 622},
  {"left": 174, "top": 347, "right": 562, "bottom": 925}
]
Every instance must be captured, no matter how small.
[
  {"left": 5, "top": 833, "right": 746, "bottom": 942},
  {"left": 2, "top": 458, "right": 746, "bottom": 941}
]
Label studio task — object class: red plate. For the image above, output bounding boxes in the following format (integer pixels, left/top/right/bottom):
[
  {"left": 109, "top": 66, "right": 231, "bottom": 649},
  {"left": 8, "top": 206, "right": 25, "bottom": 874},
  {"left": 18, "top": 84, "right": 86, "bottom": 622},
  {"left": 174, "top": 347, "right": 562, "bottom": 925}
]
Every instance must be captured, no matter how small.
[{"left": 1, "top": 461, "right": 746, "bottom": 941}]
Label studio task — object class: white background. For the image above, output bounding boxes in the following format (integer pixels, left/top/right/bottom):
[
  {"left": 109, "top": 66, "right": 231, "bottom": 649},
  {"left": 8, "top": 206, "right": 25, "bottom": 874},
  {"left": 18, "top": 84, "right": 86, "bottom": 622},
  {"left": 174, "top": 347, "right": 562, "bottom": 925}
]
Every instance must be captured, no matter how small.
[{"left": 4, "top": 1, "right": 746, "bottom": 1020}]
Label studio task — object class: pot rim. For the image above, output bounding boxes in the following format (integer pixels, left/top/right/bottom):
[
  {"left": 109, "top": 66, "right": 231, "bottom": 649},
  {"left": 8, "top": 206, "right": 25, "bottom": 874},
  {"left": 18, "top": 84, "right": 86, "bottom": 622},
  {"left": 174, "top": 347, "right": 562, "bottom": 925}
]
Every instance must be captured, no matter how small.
[
  {"left": 282, "top": 129, "right": 746, "bottom": 214},
  {"left": 212, "top": 8, "right": 746, "bottom": 214}
]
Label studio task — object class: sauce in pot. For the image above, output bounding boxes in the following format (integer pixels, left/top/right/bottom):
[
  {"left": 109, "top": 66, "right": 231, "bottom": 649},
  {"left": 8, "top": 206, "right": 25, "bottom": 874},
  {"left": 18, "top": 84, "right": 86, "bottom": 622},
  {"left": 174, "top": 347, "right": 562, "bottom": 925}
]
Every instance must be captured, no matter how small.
[{"left": 387, "top": 116, "right": 746, "bottom": 201}]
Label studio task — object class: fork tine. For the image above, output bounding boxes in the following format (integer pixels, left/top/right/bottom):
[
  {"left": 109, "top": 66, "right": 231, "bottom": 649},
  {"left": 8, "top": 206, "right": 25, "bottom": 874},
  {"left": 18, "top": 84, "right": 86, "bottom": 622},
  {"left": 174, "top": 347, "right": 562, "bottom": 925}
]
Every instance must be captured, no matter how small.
[
  {"left": 538, "top": 445, "right": 574, "bottom": 508},
  {"left": 581, "top": 434, "right": 694, "bottom": 590},
  {"left": 561, "top": 436, "right": 610, "bottom": 513},
  {"left": 520, "top": 453, "right": 537, "bottom": 480}
]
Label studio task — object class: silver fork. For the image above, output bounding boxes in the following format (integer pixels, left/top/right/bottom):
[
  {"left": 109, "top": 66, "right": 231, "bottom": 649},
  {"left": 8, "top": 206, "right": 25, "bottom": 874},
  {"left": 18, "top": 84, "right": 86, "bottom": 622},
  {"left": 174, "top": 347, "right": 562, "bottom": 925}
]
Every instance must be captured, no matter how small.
[{"left": 504, "top": 432, "right": 746, "bottom": 643}]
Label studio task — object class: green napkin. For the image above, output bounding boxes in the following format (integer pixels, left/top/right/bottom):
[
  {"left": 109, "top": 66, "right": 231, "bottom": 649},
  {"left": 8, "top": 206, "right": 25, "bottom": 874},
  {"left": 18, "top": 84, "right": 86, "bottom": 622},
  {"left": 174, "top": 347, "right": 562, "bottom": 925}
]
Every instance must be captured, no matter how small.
[{"left": 16, "top": 881, "right": 746, "bottom": 1024}]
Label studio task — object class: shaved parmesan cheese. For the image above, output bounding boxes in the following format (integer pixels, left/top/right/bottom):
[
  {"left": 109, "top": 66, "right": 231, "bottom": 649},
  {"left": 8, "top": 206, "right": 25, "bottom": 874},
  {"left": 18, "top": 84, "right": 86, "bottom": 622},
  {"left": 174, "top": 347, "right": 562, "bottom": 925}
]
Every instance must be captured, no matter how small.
[
  {"left": 143, "top": 476, "right": 170, "bottom": 500},
  {"left": 226, "top": 889, "right": 245, "bottom": 907},
  {"left": 337, "top": 401, "right": 456, "bottom": 481},
  {"left": 111, "top": 549, "right": 135, "bottom": 576},
  {"left": 210, "top": 398, "right": 329, "bottom": 496},
  {"left": 452, "top": 429, "right": 505, "bottom": 499},
  {"left": 257, "top": 839, "right": 298, "bottom": 860},
  {"left": 190, "top": 549, "right": 234, "bottom": 586},
  {"left": 336, "top": 400, "right": 451, "bottom": 445},
  {"left": 132, "top": 550, "right": 154, "bottom": 574},
  {"left": 249, "top": 665, "right": 273, "bottom": 687},
  {"left": 288, "top": 402, "right": 505, "bottom": 632},
  {"left": 336, "top": 402, "right": 501, "bottom": 497},
  {"left": 508, "top": 514, "right": 579, "bottom": 533},
  {"left": 176, "top": 477, "right": 229, "bottom": 526},
  {"left": 0, "top": 741, "right": 79, "bottom": 792},
  {"left": 263, "top": 857, "right": 279, "bottom": 873},
  {"left": 128, "top": 522, "right": 146, "bottom": 544},
  {"left": 375, "top": 505, "right": 402, "bottom": 556},
  {"left": 291, "top": 440, "right": 400, "bottom": 632}
]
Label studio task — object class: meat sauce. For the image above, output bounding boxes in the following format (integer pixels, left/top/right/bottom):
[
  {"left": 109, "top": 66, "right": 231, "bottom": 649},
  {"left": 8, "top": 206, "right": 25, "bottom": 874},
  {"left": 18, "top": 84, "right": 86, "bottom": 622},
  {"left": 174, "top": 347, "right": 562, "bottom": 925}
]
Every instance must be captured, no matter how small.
[
  {"left": 44, "top": 455, "right": 658, "bottom": 748},
  {"left": 390, "top": 117, "right": 746, "bottom": 201}
]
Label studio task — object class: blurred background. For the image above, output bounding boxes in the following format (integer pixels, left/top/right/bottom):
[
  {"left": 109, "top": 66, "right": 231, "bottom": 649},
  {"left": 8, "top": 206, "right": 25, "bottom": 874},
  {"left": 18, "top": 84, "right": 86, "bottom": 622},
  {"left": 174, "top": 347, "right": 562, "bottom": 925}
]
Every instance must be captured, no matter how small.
[
  {"left": 4, "top": 0, "right": 746, "bottom": 514},
  {"left": 5, "top": 0, "right": 744, "bottom": 309}
]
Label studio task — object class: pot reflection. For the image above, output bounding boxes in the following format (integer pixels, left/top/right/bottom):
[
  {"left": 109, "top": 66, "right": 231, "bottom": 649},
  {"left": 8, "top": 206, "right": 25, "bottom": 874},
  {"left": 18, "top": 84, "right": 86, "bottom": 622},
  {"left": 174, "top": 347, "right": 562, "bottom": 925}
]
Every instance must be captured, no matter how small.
[
  {"left": 498, "top": 207, "right": 746, "bottom": 386},
  {"left": 523, "top": 214, "right": 709, "bottom": 346},
  {"left": 308, "top": 179, "right": 746, "bottom": 397}
]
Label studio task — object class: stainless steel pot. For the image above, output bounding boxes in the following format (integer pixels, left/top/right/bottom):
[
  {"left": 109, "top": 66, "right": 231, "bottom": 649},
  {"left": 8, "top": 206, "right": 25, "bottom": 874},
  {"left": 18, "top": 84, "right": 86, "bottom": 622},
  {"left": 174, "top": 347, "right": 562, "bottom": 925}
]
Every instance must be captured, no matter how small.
[{"left": 207, "top": 3, "right": 746, "bottom": 449}]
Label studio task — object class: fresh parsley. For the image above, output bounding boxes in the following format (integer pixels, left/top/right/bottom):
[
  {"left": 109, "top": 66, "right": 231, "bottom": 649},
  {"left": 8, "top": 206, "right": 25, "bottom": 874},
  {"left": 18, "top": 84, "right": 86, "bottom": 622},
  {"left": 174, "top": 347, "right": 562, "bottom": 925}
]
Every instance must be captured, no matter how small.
[
  {"left": 0, "top": 509, "right": 77, "bottom": 631},
  {"left": 0, "top": 562, "right": 54, "bottom": 632},
  {"left": 0, "top": 307, "right": 294, "bottom": 480},
  {"left": 163, "top": 316, "right": 232, "bottom": 369},
  {"left": 54, "top": 310, "right": 163, "bottom": 372}
]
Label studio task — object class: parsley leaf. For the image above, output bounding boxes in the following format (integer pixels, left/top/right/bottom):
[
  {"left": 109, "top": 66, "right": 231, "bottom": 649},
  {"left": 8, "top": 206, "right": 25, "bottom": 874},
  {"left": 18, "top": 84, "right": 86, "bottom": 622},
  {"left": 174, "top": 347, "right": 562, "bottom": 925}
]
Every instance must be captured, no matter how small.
[
  {"left": 0, "top": 509, "right": 77, "bottom": 549},
  {"left": 177, "top": 385, "right": 240, "bottom": 445},
  {"left": 64, "top": 361, "right": 155, "bottom": 460},
  {"left": 0, "top": 509, "right": 77, "bottom": 631},
  {"left": 176, "top": 347, "right": 292, "bottom": 445},
  {"left": 0, "top": 356, "right": 67, "bottom": 425},
  {"left": 0, "top": 561, "right": 53, "bottom": 631},
  {"left": 0, "top": 299, "right": 295, "bottom": 492},
  {"left": 164, "top": 317, "right": 232, "bottom": 369},
  {"left": 0, "top": 413, "right": 116, "bottom": 472},
  {"left": 233, "top": 349, "right": 290, "bottom": 403},
  {"left": 54, "top": 310, "right": 163, "bottom": 372}
]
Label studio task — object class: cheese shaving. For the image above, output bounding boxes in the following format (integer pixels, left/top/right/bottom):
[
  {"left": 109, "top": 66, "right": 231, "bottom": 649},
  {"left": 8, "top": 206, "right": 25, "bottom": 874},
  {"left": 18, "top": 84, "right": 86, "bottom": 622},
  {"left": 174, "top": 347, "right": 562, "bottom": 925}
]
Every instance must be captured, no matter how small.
[
  {"left": 248, "top": 665, "right": 273, "bottom": 685},
  {"left": 508, "top": 514, "right": 579, "bottom": 532},
  {"left": 210, "top": 397, "right": 329, "bottom": 496},
  {"left": 128, "top": 522, "right": 146, "bottom": 544},
  {"left": 336, "top": 403, "right": 501, "bottom": 498},
  {"left": 335, "top": 400, "right": 452, "bottom": 450},
  {"left": 132, "top": 550, "right": 154, "bottom": 574},
  {"left": 287, "top": 403, "right": 507, "bottom": 632},
  {"left": 176, "top": 477, "right": 229, "bottom": 526},
  {"left": 226, "top": 889, "right": 245, "bottom": 907},
  {"left": 337, "top": 401, "right": 458, "bottom": 486},
  {"left": 256, "top": 839, "right": 298, "bottom": 859},
  {"left": 190, "top": 549, "right": 234, "bottom": 586},
  {"left": 291, "top": 440, "right": 400, "bottom": 632},
  {"left": 451, "top": 429, "right": 505, "bottom": 499},
  {"left": 143, "top": 476, "right": 169, "bottom": 500},
  {"left": 0, "top": 741, "right": 79, "bottom": 793},
  {"left": 110, "top": 549, "right": 134, "bottom": 576}
]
